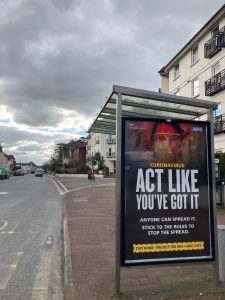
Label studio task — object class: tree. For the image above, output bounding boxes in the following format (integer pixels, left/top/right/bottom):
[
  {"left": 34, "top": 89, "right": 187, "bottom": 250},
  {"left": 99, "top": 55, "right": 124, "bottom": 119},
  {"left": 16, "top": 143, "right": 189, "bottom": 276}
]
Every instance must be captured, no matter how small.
[
  {"left": 52, "top": 143, "right": 64, "bottom": 164},
  {"left": 47, "top": 137, "right": 88, "bottom": 174},
  {"left": 91, "top": 151, "right": 105, "bottom": 171},
  {"left": 219, "top": 153, "right": 225, "bottom": 180}
]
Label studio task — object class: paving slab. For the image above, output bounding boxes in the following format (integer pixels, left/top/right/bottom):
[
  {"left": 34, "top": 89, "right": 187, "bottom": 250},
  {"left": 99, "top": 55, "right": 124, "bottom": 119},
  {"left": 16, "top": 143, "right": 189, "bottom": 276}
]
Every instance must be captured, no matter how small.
[{"left": 63, "top": 184, "right": 225, "bottom": 300}]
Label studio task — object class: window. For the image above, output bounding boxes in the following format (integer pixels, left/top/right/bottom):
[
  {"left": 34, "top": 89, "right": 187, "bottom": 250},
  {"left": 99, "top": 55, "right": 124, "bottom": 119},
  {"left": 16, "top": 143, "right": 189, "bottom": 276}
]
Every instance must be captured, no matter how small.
[
  {"left": 212, "top": 62, "right": 220, "bottom": 76},
  {"left": 212, "top": 25, "right": 219, "bottom": 36},
  {"left": 212, "top": 62, "right": 221, "bottom": 90},
  {"left": 215, "top": 148, "right": 222, "bottom": 153},
  {"left": 215, "top": 104, "right": 222, "bottom": 117},
  {"left": 191, "top": 45, "right": 199, "bottom": 64},
  {"left": 174, "top": 63, "right": 179, "bottom": 79},
  {"left": 192, "top": 78, "right": 199, "bottom": 97},
  {"left": 212, "top": 25, "right": 220, "bottom": 48}
]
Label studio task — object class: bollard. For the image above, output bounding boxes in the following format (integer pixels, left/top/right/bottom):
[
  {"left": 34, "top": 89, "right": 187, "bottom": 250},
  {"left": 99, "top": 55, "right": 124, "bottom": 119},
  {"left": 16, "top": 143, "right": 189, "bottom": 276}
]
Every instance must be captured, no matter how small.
[{"left": 218, "top": 225, "right": 225, "bottom": 283}]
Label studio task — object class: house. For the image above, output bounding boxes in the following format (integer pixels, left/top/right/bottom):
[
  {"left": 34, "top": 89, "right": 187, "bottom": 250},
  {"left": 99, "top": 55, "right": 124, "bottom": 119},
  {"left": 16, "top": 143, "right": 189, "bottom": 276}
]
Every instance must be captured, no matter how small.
[
  {"left": 5, "top": 155, "right": 16, "bottom": 169},
  {"left": 159, "top": 4, "right": 225, "bottom": 153},
  {"left": 0, "top": 145, "right": 16, "bottom": 169},
  {"left": 86, "top": 132, "right": 116, "bottom": 174},
  {"left": 62, "top": 138, "right": 87, "bottom": 167},
  {"left": 16, "top": 162, "right": 37, "bottom": 173},
  {"left": 71, "top": 140, "right": 87, "bottom": 166}
]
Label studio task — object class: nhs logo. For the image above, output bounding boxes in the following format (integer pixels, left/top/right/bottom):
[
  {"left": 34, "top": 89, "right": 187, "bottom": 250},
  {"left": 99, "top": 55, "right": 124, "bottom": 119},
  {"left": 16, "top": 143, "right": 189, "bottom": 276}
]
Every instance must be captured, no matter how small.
[{"left": 192, "top": 126, "right": 203, "bottom": 132}]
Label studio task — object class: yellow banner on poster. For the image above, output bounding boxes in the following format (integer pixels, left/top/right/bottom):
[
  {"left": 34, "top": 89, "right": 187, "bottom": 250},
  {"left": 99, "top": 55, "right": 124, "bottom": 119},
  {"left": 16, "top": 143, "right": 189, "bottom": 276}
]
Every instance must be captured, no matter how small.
[{"left": 133, "top": 241, "right": 204, "bottom": 253}]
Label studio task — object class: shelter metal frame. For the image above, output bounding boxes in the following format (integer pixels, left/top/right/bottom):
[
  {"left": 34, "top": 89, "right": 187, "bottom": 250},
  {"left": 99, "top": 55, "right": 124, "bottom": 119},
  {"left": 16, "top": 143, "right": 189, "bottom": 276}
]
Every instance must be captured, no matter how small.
[{"left": 88, "top": 85, "right": 219, "bottom": 297}]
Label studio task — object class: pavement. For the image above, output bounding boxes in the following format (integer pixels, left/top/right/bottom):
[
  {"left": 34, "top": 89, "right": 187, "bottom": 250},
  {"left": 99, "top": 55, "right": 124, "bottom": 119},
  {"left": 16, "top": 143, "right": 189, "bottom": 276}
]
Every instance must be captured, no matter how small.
[{"left": 60, "top": 178, "right": 225, "bottom": 300}]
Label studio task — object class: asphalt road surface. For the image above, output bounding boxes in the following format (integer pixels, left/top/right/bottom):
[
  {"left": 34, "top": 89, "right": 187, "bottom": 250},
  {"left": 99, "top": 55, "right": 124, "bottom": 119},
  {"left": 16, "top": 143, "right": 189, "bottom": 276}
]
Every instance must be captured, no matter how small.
[
  {"left": 0, "top": 174, "right": 63, "bottom": 300},
  {"left": 56, "top": 176, "right": 115, "bottom": 191}
]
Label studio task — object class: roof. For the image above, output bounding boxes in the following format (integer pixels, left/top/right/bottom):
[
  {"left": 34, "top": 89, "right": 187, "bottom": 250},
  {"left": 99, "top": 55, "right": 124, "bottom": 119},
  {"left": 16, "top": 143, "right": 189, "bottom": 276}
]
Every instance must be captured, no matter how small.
[
  {"left": 88, "top": 85, "right": 218, "bottom": 135},
  {"left": 5, "top": 155, "right": 15, "bottom": 160},
  {"left": 63, "top": 139, "right": 87, "bottom": 150},
  {"left": 159, "top": 4, "right": 225, "bottom": 75}
]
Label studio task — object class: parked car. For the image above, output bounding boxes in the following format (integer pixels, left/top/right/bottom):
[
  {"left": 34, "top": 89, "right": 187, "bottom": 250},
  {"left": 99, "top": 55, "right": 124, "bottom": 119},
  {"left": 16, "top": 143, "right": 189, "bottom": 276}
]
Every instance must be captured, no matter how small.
[
  {"left": 0, "top": 167, "right": 10, "bottom": 179},
  {"left": 0, "top": 169, "right": 4, "bottom": 180},
  {"left": 14, "top": 169, "right": 25, "bottom": 176}
]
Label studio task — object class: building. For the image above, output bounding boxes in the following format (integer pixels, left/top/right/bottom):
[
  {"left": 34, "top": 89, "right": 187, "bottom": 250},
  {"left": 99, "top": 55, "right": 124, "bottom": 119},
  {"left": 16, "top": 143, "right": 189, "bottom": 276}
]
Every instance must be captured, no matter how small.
[
  {"left": 71, "top": 140, "right": 87, "bottom": 166},
  {"left": 17, "top": 162, "right": 37, "bottom": 173},
  {"left": 0, "top": 145, "right": 16, "bottom": 169},
  {"left": 86, "top": 132, "right": 116, "bottom": 174},
  {"left": 62, "top": 138, "right": 87, "bottom": 167},
  {"left": 5, "top": 155, "right": 16, "bottom": 169},
  {"left": 159, "top": 4, "right": 225, "bottom": 153}
]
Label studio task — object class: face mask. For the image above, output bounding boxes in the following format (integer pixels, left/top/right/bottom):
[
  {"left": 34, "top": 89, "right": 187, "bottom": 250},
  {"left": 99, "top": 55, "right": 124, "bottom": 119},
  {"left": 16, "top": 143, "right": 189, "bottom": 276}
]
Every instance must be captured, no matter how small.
[{"left": 154, "top": 140, "right": 180, "bottom": 162}]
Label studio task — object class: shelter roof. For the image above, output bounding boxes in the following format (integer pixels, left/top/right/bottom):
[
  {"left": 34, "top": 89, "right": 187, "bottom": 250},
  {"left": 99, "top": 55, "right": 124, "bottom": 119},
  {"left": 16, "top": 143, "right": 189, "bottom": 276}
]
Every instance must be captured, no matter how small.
[{"left": 88, "top": 85, "right": 218, "bottom": 135}]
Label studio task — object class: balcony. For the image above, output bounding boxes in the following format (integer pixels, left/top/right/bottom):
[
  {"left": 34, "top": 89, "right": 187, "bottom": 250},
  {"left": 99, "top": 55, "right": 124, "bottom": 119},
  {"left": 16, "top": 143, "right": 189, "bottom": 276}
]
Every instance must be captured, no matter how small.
[
  {"left": 204, "top": 27, "right": 225, "bottom": 59},
  {"left": 205, "top": 69, "right": 225, "bottom": 96},
  {"left": 214, "top": 114, "right": 225, "bottom": 134}
]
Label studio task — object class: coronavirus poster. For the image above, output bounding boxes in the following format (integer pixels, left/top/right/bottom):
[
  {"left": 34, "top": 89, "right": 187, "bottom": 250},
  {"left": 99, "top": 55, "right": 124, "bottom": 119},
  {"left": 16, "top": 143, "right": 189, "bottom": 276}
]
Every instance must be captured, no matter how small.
[{"left": 121, "top": 118, "right": 215, "bottom": 266}]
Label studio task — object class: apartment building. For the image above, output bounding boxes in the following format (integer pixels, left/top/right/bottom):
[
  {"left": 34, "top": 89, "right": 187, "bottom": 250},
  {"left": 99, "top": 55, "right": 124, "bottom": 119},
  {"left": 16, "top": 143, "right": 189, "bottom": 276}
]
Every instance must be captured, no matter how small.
[
  {"left": 86, "top": 132, "right": 116, "bottom": 174},
  {"left": 159, "top": 4, "right": 225, "bottom": 153}
]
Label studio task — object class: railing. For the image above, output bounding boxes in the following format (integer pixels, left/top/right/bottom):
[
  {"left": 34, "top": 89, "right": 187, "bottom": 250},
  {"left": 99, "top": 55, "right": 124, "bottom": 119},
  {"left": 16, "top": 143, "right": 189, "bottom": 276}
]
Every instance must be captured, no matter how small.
[
  {"left": 107, "top": 138, "right": 116, "bottom": 144},
  {"left": 204, "top": 27, "right": 225, "bottom": 59},
  {"left": 214, "top": 114, "right": 225, "bottom": 134},
  {"left": 205, "top": 69, "right": 225, "bottom": 96}
]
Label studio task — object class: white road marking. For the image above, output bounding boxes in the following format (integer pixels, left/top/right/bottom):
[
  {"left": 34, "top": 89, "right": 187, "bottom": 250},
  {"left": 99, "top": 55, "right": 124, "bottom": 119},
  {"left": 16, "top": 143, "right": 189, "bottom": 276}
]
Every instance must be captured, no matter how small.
[
  {"left": 51, "top": 179, "right": 64, "bottom": 195},
  {"left": 0, "top": 221, "right": 8, "bottom": 232},
  {"left": 0, "top": 252, "right": 23, "bottom": 290},
  {"left": 45, "top": 235, "right": 53, "bottom": 246},
  {"left": 7, "top": 224, "right": 19, "bottom": 234},
  {"left": 73, "top": 198, "right": 88, "bottom": 202},
  {"left": 65, "top": 182, "right": 115, "bottom": 194},
  {"left": 13, "top": 178, "right": 27, "bottom": 184},
  {"left": 57, "top": 180, "right": 68, "bottom": 192},
  {"left": 31, "top": 250, "right": 52, "bottom": 299},
  {"left": 0, "top": 192, "right": 8, "bottom": 195}
]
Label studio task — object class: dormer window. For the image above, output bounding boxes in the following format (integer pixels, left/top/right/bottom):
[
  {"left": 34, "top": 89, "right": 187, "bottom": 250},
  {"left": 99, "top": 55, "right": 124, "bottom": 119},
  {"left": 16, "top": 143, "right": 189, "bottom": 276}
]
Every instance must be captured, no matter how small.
[{"left": 174, "top": 63, "right": 179, "bottom": 79}]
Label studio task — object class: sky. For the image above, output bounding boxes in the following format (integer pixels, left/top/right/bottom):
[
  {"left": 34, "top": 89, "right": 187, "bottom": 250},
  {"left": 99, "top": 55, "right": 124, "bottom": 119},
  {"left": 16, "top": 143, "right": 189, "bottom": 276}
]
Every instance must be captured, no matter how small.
[{"left": 0, "top": 0, "right": 225, "bottom": 165}]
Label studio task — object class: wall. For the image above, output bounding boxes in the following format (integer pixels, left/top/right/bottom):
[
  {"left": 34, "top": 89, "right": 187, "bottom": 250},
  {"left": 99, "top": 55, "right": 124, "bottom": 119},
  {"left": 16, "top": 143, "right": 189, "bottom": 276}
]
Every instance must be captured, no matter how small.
[{"left": 168, "top": 17, "right": 225, "bottom": 99}]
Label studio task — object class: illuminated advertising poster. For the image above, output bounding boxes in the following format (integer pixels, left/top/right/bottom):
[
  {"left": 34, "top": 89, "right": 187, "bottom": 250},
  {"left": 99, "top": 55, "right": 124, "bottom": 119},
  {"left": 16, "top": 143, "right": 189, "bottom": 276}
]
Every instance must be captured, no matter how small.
[{"left": 121, "top": 118, "right": 215, "bottom": 266}]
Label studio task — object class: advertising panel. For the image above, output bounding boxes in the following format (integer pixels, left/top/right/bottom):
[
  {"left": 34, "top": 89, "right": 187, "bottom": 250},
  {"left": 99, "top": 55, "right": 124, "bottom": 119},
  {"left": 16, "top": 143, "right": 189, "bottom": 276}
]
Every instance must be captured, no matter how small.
[{"left": 121, "top": 118, "right": 215, "bottom": 266}]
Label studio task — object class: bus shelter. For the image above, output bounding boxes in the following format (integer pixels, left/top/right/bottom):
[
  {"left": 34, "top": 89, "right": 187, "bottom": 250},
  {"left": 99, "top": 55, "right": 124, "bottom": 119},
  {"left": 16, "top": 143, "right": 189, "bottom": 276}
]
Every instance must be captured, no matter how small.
[{"left": 88, "top": 85, "right": 219, "bottom": 296}]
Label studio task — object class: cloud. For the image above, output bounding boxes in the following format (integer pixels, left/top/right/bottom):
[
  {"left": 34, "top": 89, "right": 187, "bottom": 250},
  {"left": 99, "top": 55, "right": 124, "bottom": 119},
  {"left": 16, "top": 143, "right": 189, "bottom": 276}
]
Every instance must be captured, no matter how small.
[
  {"left": 0, "top": 123, "right": 86, "bottom": 165},
  {"left": 0, "top": 0, "right": 224, "bottom": 164}
]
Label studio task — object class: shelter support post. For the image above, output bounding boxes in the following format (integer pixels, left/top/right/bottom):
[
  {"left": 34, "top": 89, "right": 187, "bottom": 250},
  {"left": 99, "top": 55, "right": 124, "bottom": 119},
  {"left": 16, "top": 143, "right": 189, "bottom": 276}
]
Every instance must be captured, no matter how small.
[
  {"left": 208, "top": 108, "right": 219, "bottom": 284},
  {"left": 115, "top": 92, "right": 122, "bottom": 297},
  {"left": 218, "top": 225, "right": 225, "bottom": 282}
]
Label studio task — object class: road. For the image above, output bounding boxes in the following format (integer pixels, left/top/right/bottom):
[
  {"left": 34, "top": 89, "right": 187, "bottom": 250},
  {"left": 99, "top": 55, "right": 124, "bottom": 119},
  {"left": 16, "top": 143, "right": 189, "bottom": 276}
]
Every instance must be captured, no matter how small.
[
  {"left": 56, "top": 176, "right": 115, "bottom": 191},
  {"left": 0, "top": 174, "right": 63, "bottom": 300}
]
